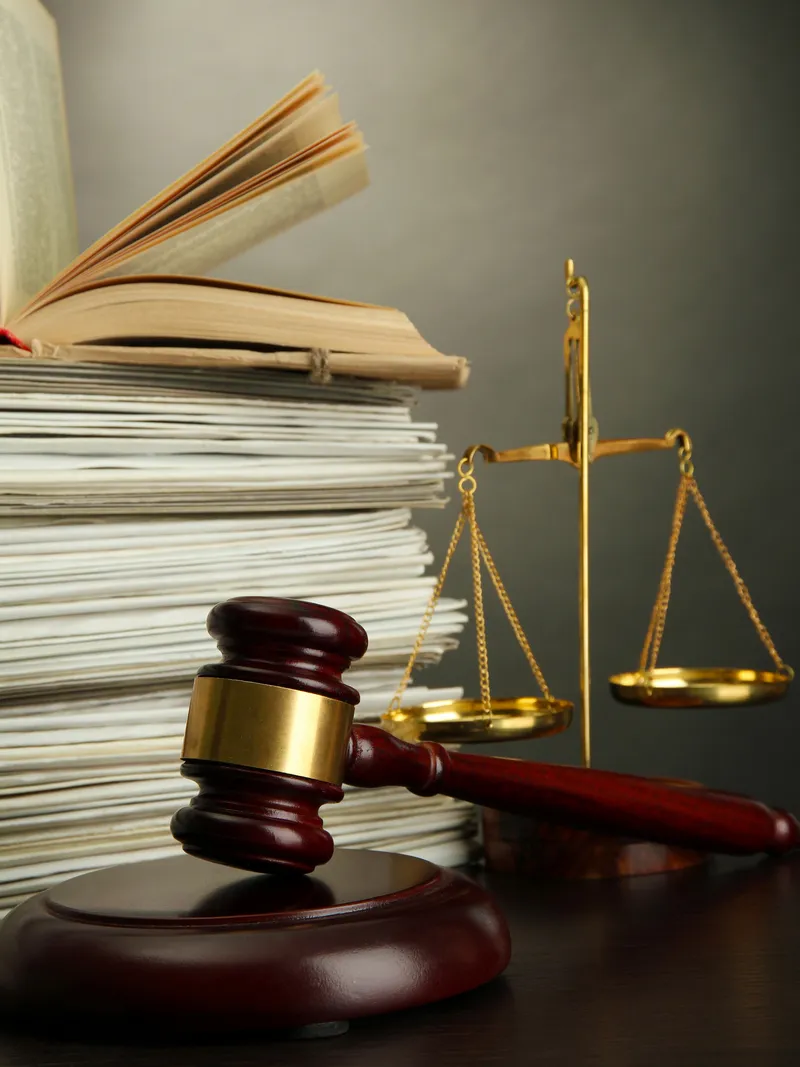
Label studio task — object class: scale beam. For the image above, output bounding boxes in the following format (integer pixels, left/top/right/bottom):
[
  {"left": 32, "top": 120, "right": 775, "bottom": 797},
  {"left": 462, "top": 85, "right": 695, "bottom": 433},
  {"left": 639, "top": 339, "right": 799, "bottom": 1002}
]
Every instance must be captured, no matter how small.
[{"left": 486, "top": 436, "right": 677, "bottom": 467}]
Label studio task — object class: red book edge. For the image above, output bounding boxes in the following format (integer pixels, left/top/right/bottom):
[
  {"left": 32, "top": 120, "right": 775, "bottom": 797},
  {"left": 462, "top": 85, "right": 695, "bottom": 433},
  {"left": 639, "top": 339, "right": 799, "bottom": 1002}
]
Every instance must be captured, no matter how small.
[{"left": 0, "top": 328, "right": 31, "bottom": 352}]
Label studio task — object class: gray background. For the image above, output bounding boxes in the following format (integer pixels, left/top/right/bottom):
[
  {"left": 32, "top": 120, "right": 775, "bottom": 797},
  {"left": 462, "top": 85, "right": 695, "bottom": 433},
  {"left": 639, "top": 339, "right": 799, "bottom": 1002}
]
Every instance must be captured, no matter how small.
[{"left": 44, "top": 0, "right": 800, "bottom": 805}]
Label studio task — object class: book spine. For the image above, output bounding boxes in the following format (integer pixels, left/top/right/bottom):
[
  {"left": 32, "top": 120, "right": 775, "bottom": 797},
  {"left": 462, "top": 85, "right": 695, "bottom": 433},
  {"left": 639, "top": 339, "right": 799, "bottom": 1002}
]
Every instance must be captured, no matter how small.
[{"left": 0, "top": 341, "right": 470, "bottom": 390}]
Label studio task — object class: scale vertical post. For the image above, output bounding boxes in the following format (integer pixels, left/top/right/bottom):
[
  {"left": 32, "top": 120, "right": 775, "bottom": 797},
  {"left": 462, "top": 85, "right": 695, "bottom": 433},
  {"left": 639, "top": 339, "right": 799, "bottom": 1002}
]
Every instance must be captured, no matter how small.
[{"left": 565, "top": 260, "right": 592, "bottom": 769}]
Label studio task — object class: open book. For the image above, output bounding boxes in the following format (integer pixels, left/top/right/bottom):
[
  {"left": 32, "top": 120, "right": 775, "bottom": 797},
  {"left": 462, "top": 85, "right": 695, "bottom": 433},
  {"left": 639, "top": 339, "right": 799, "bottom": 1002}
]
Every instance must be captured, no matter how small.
[{"left": 0, "top": 0, "right": 466, "bottom": 386}]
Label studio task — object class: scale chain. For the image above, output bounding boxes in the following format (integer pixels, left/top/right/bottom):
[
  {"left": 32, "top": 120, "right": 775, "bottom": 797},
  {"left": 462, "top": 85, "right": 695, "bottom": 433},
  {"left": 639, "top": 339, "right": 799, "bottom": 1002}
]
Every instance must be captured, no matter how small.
[
  {"left": 640, "top": 432, "right": 791, "bottom": 677},
  {"left": 387, "top": 451, "right": 557, "bottom": 718},
  {"left": 476, "top": 528, "right": 553, "bottom": 701},
  {"left": 386, "top": 509, "right": 466, "bottom": 714},
  {"left": 465, "top": 494, "right": 493, "bottom": 714},
  {"left": 640, "top": 475, "right": 689, "bottom": 674},
  {"left": 688, "top": 478, "right": 789, "bottom": 675}
]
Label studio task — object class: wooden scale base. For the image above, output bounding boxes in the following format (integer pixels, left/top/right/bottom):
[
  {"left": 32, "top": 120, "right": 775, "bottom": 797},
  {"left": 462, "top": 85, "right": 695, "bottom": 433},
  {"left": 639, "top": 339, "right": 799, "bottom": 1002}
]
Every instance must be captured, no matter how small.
[
  {"left": 481, "top": 778, "right": 712, "bottom": 880},
  {"left": 0, "top": 848, "right": 510, "bottom": 1037},
  {"left": 483, "top": 809, "right": 707, "bottom": 879}
]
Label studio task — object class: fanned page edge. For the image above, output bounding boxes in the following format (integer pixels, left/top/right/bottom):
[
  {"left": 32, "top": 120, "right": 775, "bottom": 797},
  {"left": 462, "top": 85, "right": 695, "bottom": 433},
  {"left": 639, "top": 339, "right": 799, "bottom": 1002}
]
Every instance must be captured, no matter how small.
[
  {"left": 58, "top": 128, "right": 368, "bottom": 293},
  {"left": 70, "top": 94, "right": 346, "bottom": 277},
  {"left": 18, "top": 71, "right": 329, "bottom": 315}
]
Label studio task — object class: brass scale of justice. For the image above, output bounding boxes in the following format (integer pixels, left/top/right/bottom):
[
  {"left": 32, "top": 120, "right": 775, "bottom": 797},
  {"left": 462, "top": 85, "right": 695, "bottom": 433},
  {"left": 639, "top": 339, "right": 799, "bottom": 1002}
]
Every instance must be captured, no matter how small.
[{"left": 381, "top": 259, "right": 793, "bottom": 770}]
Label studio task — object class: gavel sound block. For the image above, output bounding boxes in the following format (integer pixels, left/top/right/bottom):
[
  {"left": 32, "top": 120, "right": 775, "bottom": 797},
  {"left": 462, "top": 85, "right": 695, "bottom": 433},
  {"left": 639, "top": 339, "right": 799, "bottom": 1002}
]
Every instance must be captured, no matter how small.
[
  {"left": 0, "top": 599, "right": 509, "bottom": 1036},
  {"left": 0, "top": 597, "right": 797, "bottom": 1037}
]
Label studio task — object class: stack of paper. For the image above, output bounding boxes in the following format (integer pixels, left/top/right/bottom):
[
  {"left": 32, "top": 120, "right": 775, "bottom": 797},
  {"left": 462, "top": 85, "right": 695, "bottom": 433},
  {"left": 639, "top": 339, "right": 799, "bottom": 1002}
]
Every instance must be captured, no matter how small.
[
  {"left": 0, "top": 360, "right": 451, "bottom": 515},
  {"left": 0, "top": 359, "right": 476, "bottom": 915}
]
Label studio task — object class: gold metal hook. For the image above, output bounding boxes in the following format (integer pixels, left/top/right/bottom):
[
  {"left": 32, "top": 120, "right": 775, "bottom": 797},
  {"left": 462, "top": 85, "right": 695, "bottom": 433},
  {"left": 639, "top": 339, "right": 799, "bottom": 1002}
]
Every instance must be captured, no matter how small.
[
  {"left": 665, "top": 428, "right": 694, "bottom": 476},
  {"left": 665, "top": 428, "right": 693, "bottom": 454},
  {"left": 460, "top": 443, "right": 498, "bottom": 468},
  {"left": 458, "top": 444, "right": 498, "bottom": 494}
]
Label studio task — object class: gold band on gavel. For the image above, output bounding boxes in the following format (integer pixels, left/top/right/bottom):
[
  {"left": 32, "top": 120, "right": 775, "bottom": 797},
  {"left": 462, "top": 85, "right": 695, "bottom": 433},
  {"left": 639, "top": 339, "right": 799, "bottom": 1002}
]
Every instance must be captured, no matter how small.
[{"left": 181, "top": 676, "right": 355, "bottom": 785}]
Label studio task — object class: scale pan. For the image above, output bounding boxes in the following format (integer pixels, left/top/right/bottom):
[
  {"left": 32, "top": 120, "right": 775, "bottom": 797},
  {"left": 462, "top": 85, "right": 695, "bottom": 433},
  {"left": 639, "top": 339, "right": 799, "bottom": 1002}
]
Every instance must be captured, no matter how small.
[
  {"left": 381, "top": 697, "right": 573, "bottom": 744},
  {"left": 609, "top": 666, "right": 792, "bottom": 708}
]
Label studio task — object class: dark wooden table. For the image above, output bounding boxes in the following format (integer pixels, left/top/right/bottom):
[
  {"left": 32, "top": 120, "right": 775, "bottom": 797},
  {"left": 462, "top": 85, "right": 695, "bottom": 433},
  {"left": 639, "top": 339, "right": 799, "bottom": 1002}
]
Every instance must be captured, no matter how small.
[{"left": 2, "top": 853, "right": 799, "bottom": 1066}]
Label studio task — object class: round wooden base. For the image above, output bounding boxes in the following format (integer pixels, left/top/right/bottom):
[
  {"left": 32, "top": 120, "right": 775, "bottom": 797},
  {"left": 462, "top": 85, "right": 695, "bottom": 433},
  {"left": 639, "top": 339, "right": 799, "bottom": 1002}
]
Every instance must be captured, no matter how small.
[
  {"left": 482, "top": 808, "right": 708, "bottom": 880},
  {"left": 0, "top": 849, "right": 510, "bottom": 1036}
]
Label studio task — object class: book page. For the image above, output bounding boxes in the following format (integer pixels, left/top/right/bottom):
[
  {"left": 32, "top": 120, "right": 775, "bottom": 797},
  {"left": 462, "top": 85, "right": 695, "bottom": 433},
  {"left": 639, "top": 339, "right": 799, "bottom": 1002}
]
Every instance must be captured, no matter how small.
[
  {"left": 26, "top": 72, "right": 326, "bottom": 311},
  {"left": 0, "top": 0, "right": 78, "bottom": 322},
  {"left": 84, "top": 93, "right": 344, "bottom": 261},
  {"left": 34, "top": 126, "right": 366, "bottom": 301},
  {"left": 92, "top": 141, "right": 369, "bottom": 281}
]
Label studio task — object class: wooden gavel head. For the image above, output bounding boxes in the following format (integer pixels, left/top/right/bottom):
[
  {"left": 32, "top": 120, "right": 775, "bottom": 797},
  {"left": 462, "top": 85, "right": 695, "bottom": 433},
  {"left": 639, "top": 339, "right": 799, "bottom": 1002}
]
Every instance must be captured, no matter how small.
[{"left": 171, "top": 597, "right": 369, "bottom": 876}]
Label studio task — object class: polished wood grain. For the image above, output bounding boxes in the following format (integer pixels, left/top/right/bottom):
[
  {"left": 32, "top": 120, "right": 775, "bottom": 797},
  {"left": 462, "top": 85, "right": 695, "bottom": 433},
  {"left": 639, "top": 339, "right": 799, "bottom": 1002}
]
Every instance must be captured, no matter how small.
[
  {"left": 199, "top": 596, "right": 368, "bottom": 704},
  {"left": 172, "top": 761, "right": 344, "bottom": 874},
  {"left": 0, "top": 850, "right": 510, "bottom": 1035},
  {"left": 345, "top": 726, "right": 799, "bottom": 855},
  {"left": 1, "top": 854, "right": 799, "bottom": 1064}
]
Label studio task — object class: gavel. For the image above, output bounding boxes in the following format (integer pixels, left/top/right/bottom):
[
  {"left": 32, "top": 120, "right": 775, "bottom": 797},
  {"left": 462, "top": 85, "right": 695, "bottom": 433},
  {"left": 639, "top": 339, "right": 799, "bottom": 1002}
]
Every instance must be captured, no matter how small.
[{"left": 171, "top": 597, "right": 799, "bottom": 874}]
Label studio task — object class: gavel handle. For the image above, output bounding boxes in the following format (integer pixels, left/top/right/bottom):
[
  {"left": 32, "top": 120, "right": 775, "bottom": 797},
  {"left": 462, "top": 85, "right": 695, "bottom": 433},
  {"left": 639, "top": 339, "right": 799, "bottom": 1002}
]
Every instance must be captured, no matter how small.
[{"left": 346, "top": 725, "right": 799, "bottom": 856}]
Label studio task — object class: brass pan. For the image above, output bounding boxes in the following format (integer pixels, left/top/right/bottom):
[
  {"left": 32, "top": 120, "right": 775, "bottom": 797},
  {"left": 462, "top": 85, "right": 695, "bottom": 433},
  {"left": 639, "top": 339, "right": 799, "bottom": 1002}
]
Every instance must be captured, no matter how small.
[
  {"left": 609, "top": 666, "right": 793, "bottom": 708},
  {"left": 382, "top": 697, "right": 573, "bottom": 744}
]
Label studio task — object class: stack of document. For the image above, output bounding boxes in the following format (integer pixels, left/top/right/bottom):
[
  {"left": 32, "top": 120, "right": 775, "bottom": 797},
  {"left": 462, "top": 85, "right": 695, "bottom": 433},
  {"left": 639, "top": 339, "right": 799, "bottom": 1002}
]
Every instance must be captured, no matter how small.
[
  {"left": 0, "top": 360, "right": 451, "bottom": 515},
  {"left": 0, "top": 359, "right": 476, "bottom": 914}
]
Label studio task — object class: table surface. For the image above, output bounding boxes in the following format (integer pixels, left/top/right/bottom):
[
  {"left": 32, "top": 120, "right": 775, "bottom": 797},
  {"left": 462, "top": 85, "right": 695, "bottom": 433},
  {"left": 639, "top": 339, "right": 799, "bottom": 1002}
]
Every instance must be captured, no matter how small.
[{"left": 2, "top": 853, "right": 799, "bottom": 1066}]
